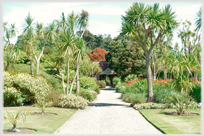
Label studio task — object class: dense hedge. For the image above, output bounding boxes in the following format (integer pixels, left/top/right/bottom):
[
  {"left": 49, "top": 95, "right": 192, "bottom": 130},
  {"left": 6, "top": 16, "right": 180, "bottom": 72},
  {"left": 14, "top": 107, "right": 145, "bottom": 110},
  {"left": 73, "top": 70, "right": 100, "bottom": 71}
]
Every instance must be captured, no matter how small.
[{"left": 3, "top": 72, "right": 52, "bottom": 106}]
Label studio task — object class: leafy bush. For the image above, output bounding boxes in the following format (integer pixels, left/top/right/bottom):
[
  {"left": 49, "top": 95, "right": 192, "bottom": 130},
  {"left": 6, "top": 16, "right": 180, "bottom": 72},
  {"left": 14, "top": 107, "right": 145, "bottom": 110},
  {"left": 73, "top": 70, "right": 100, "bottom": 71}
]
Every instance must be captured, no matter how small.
[
  {"left": 58, "top": 94, "right": 88, "bottom": 109},
  {"left": 3, "top": 72, "right": 52, "bottom": 105},
  {"left": 122, "top": 92, "right": 147, "bottom": 105},
  {"left": 153, "top": 88, "right": 178, "bottom": 104},
  {"left": 165, "top": 92, "right": 195, "bottom": 114},
  {"left": 95, "top": 80, "right": 106, "bottom": 88},
  {"left": 133, "top": 103, "right": 166, "bottom": 110},
  {"left": 105, "top": 76, "right": 111, "bottom": 85},
  {"left": 115, "top": 82, "right": 126, "bottom": 92},
  {"left": 79, "top": 76, "right": 99, "bottom": 93},
  {"left": 38, "top": 71, "right": 60, "bottom": 90},
  {"left": 113, "top": 77, "right": 120, "bottom": 86},
  {"left": 189, "top": 83, "right": 201, "bottom": 103},
  {"left": 46, "top": 91, "right": 63, "bottom": 107},
  {"left": 4, "top": 87, "right": 24, "bottom": 106},
  {"left": 79, "top": 89, "right": 95, "bottom": 101},
  {"left": 124, "top": 74, "right": 137, "bottom": 82},
  {"left": 8, "top": 64, "right": 30, "bottom": 74}
]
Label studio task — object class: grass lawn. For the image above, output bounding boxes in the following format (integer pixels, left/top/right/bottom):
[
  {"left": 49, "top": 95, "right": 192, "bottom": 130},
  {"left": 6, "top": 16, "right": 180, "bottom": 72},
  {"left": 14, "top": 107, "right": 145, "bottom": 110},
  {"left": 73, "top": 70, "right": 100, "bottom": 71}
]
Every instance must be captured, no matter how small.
[
  {"left": 3, "top": 106, "right": 76, "bottom": 134},
  {"left": 139, "top": 109, "right": 201, "bottom": 134}
]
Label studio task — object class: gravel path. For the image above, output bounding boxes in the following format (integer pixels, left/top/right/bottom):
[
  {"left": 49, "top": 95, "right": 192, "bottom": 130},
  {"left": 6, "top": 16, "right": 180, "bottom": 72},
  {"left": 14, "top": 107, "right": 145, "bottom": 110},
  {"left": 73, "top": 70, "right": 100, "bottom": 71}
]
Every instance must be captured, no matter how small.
[{"left": 54, "top": 86, "right": 163, "bottom": 134}]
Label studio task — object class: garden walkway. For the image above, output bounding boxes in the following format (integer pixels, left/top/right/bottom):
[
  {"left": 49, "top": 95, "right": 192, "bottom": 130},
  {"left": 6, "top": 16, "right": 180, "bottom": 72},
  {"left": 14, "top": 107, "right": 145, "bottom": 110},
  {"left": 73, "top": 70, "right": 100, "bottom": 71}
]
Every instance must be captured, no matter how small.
[{"left": 54, "top": 86, "right": 162, "bottom": 134}]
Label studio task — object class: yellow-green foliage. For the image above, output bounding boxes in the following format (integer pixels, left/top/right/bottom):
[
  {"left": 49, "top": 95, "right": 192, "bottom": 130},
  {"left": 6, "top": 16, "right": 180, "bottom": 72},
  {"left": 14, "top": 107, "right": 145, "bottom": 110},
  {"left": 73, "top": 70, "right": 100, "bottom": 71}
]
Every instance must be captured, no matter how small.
[
  {"left": 58, "top": 94, "right": 88, "bottom": 109},
  {"left": 3, "top": 72, "right": 52, "bottom": 106}
]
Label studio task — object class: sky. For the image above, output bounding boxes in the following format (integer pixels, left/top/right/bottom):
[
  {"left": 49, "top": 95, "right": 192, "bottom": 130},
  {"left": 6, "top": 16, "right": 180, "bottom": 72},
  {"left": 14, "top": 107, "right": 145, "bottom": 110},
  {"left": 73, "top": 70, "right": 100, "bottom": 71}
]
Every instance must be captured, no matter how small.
[{"left": 3, "top": 2, "right": 202, "bottom": 48}]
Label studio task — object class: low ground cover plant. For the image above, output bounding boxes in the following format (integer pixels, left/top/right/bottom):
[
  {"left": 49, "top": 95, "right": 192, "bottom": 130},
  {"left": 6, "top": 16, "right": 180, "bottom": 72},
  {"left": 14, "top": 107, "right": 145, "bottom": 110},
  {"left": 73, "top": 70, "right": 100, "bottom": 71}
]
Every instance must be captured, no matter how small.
[{"left": 133, "top": 103, "right": 166, "bottom": 110}]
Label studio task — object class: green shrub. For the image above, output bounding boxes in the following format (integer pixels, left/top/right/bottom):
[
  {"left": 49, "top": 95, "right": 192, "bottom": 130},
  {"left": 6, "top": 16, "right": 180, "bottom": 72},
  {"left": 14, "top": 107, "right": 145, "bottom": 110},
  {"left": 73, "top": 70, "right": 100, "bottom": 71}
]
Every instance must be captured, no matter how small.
[
  {"left": 120, "top": 85, "right": 140, "bottom": 94},
  {"left": 105, "top": 76, "right": 111, "bottom": 85},
  {"left": 115, "top": 82, "right": 126, "bottom": 92},
  {"left": 153, "top": 88, "right": 177, "bottom": 104},
  {"left": 79, "top": 89, "right": 95, "bottom": 101},
  {"left": 130, "top": 93, "right": 147, "bottom": 105},
  {"left": 80, "top": 76, "right": 99, "bottom": 93},
  {"left": 3, "top": 87, "right": 24, "bottom": 106},
  {"left": 165, "top": 92, "right": 195, "bottom": 114},
  {"left": 58, "top": 94, "right": 88, "bottom": 109},
  {"left": 124, "top": 74, "right": 137, "bottom": 82},
  {"left": 3, "top": 72, "right": 52, "bottom": 105},
  {"left": 122, "top": 92, "right": 146, "bottom": 104},
  {"left": 38, "top": 71, "right": 60, "bottom": 90},
  {"left": 113, "top": 77, "right": 120, "bottom": 86},
  {"left": 189, "top": 83, "right": 201, "bottom": 103},
  {"left": 8, "top": 64, "right": 30, "bottom": 74},
  {"left": 45, "top": 91, "right": 63, "bottom": 107},
  {"left": 95, "top": 80, "right": 106, "bottom": 88}
]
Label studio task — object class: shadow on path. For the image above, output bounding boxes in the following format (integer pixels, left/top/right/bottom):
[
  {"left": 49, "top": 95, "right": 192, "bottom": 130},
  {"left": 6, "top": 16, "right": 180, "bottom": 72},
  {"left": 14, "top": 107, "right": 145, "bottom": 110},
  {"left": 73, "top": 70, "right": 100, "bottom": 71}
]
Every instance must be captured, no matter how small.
[
  {"left": 100, "top": 88, "right": 116, "bottom": 91},
  {"left": 88, "top": 102, "right": 128, "bottom": 107}
]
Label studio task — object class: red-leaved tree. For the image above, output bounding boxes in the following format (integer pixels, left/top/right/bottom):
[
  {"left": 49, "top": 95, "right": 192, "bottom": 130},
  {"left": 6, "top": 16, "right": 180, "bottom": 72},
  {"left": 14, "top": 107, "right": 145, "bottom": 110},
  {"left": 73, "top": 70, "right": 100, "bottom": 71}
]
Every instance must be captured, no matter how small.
[{"left": 88, "top": 48, "right": 109, "bottom": 61}]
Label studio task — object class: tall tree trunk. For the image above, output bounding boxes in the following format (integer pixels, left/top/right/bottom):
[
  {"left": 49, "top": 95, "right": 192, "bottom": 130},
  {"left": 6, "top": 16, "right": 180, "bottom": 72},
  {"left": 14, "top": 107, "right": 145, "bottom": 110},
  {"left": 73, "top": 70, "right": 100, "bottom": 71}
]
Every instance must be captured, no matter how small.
[
  {"left": 61, "top": 66, "right": 65, "bottom": 94},
  {"left": 146, "top": 53, "right": 153, "bottom": 102},
  {"left": 29, "top": 56, "right": 34, "bottom": 76},
  {"left": 194, "top": 71, "right": 198, "bottom": 80},
  {"left": 164, "top": 70, "right": 167, "bottom": 80},
  {"left": 5, "top": 63, "right": 10, "bottom": 71},
  {"left": 76, "top": 62, "right": 80, "bottom": 94},
  {"left": 66, "top": 55, "right": 69, "bottom": 95},
  {"left": 70, "top": 63, "right": 79, "bottom": 94},
  {"left": 32, "top": 39, "right": 45, "bottom": 75}
]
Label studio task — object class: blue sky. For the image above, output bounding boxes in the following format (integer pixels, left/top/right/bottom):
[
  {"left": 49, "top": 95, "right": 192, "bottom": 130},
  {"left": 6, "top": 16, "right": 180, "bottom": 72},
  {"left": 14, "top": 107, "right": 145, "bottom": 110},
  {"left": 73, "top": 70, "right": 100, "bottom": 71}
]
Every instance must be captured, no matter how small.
[{"left": 3, "top": 2, "right": 202, "bottom": 48}]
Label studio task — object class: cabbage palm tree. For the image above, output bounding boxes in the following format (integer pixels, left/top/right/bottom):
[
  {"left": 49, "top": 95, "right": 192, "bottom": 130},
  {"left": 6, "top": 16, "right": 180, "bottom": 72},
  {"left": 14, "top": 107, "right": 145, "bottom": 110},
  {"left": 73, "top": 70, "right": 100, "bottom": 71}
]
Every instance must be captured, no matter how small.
[
  {"left": 33, "top": 21, "right": 57, "bottom": 74},
  {"left": 78, "top": 10, "right": 89, "bottom": 38},
  {"left": 70, "top": 37, "right": 88, "bottom": 94},
  {"left": 55, "top": 55, "right": 66, "bottom": 94},
  {"left": 121, "top": 3, "right": 178, "bottom": 102},
  {"left": 22, "top": 13, "right": 35, "bottom": 76},
  {"left": 195, "top": 8, "right": 201, "bottom": 32},
  {"left": 58, "top": 28, "right": 76, "bottom": 94},
  {"left": 67, "top": 11, "right": 79, "bottom": 36}
]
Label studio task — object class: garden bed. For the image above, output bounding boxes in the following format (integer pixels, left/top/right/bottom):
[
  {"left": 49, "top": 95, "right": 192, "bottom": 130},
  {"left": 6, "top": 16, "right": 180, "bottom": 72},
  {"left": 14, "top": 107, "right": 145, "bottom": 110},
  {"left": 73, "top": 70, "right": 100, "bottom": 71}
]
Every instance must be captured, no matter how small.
[
  {"left": 3, "top": 106, "right": 76, "bottom": 134},
  {"left": 139, "top": 109, "right": 201, "bottom": 134}
]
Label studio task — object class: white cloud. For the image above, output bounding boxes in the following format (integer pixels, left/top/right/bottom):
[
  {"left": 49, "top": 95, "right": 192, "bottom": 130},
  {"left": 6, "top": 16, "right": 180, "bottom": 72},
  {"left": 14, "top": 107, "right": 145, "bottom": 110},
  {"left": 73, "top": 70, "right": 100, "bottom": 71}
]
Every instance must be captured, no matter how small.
[
  {"left": 89, "top": 20, "right": 121, "bottom": 38},
  {"left": 3, "top": 2, "right": 201, "bottom": 45}
]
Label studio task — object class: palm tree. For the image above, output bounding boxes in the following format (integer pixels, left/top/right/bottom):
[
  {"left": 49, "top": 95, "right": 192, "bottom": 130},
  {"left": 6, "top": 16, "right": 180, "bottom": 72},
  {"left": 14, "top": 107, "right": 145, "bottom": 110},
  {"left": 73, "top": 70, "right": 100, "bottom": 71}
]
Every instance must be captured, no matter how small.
[
  {"left": 195, "top": 8, "right": 201, "bottom": 32},
  {"left": 70, "top": 37, "right": 88, "bottom": 94},
  {"left": 4, "top": 110, "right": 26, "bottom": 132},
  {"left": 3, "top": 23, "right": 19, "bottom": 71},
  {"left": 22, "top": 13, "right": 35, "bottom": 76},
  {"left": 121, "top": 3, "right": 178, "bottom": 102},
  {"left": 67, "top": 11, "right": 79, "bottom": 36},
  {"left": 78, "top": 10, "right": 89, "bottom": 38},
  {"left": 33, "top": 21, "right": 56, "bottom": 74},
  {"left": 55, "top": 55, "right": 66, "bottom": 94},
  {"left": 58, "top": 28, "right": 75, "bottom": 94}
]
